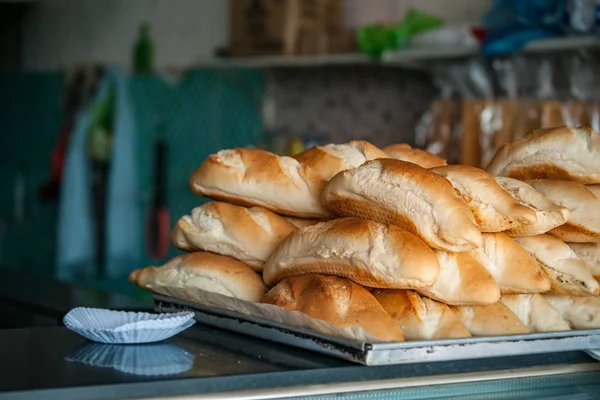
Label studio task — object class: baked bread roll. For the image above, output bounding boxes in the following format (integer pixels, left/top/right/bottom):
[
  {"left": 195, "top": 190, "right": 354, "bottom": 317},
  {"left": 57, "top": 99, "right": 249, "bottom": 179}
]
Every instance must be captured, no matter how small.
[
  {"left": 283, "top": 216, "right": 324, "bottom": 229},
  {"left": 587, "top": 184, "right": 600, "bottom": 198},
  {"left": 495, "top": 177, "right": 569, "bottom": 236},
  {"left": 416, "top": 250, "right": 500, "bottom": 305},
  {"left": 487, "top": 126, "right": 600, "bottom": 184},
  {"left": 189, "top": 148, "right": 332, "bottom": 218},
  {"left": 171, "top": 202, "right": 296, "bottom": 271},
  {"left": 501, "top": 294, "right": 570, "bottom": 333},
  {"left": 372, "top": 289, "right": 471, "bottom": 340},
  {"left": 321, "top": 159, "right": 482, "bottom": 252},
  {"left": 261, "top": 274, "right": 405, "bottom": 342},
  {"left": 382, "top": 143, "right": 447, "bottom": 168},
  {"left": 430, "top": 165, "right": 537, "bottom": 232},
  {"left": 567, "top": 243, "right": 600, "bottom": 281},
  {"left": 471, "top": 232, "right": 550, "bottom": 294},
  {"left": 526, "top": 179, "right": 600, "bottom": 243},
  {"left": 544, "top": 295, "right": 600, "bottom": 329},
  {"left": 450, "top": 302, "right": 529, "bottom": 336},
  {"left": 514, "top": 235, "right": 599, "bottom": 296},
  {"left": 263, "top": 218, "right": 440, "bottom": 289},
  {"left": 294, "top": 140, "right": 389, "bottom": 180},
  {"left": 129, "top": 252, "right": 267, "bottom": 303}
]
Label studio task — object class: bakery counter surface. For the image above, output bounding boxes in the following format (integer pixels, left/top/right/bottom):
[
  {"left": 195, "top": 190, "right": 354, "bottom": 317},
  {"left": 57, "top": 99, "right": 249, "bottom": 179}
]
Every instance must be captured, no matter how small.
[
  {"left": 0, "top": 271, "right": 150, "bottom": 329},
  {"left": 1, "top": 325, "right": 600, "bottom": 400}
]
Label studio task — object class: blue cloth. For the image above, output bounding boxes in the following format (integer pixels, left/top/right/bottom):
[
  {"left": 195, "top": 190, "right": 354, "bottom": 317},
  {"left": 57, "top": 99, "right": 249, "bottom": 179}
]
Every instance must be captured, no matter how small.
[
  {"left": 57, "top": 68, "right": 140, "bottom": 280},
  {"left": 481, "top": 0, "right": 566, "bottom": 55}
]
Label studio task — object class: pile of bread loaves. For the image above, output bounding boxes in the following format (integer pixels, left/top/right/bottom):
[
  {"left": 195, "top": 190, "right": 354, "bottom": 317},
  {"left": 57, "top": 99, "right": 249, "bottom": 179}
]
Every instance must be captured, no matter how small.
[{"left": 130, "top": 126, "right": 600, "bottom": 342}]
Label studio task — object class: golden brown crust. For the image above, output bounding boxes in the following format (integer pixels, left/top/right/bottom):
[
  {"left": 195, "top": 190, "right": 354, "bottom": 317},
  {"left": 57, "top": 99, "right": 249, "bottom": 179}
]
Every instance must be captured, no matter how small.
[
  {"left": 526, "top": 179, "right": 600, "bottom": 243},
  {"left": 383, "top": 143, "right": 447, "bottom": 168},
  {"left": 294, "top": 140, "right": 389, "bottom": 180},
  {"left": 170, "top": 202, "right": 296, "bottom": 270},
  {"left": 261, "top": 274, "right": 405, "bottom": 342},
  {"left": 450, "top": 302, "right": 529, "bottom": 336},
  {"left": 416, "top": 251, "right": 501, "bottom": 305},
  {"left": 263, "top": 218, "right": 440, "bottom": 289},
  {"left": 431, "top": 165, "right": 537, "bottom": 232},
  {"left": 129, "top": 252, "right": 267, "bottom": 303},
  {"left": 471, "top": 232, "right": 551, "bottom": 294},
  {"left": 189, "top": 148, "right": 332, "bottom": 218},
  {"left": 486, "top": 126, "right": 600, "bottom": 184},
  {"left": 495, "top": 177, "right": 569, "bottom": 236},
  {"left": 373, "top": 289, "right": 471, "bottom": 340},
  {"left": 322, "top": 159, "right": 482, "bottom": 252}
]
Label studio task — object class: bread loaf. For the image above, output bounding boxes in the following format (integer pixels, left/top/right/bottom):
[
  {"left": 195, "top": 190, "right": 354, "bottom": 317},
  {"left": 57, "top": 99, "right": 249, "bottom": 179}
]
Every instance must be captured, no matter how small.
[
  {"left": 383, "top": 143, "right": 447, "bottom": 168},
  {"left": 486, "top": 126, "right": 600, "bottom": 184},
  {"left": 527, "top": 179, "right": 600, "bottom": 243},
  {"left": 294, "top": 140, "right": 389, "bottom": 180},
  {"left": 129, "top": 252, "right": 267, "bottom": 303},
  {"left": 283, "top": 216, "right": 324, "bottom": 229},
  {"left": 544, "top": 295, "right": 600, "bottom": 329},
  {"left": 372, "top": 289, "right": 471, "bottom": 340},
  {"left": 263, "top": 218, "right": 440, "bottom": 289},
  {"left": 495, "top": 177, "right": 569, "bottom": 236},
  {"left": 171, "top": 202, "right": 296, "bottom": 271},
  {"left": 431, "top": 165, "right": 537, "bottom": 232},
  {"left": 470, "top": 232, "right": 550, "bottom": 294},
  {"left": 416, "top": 250, "right": 501, "bottom": 305},
  {"left": 321, "top": 159, "right": 482, "bottom": 252},
  {"left": 450, "top": 302, "right": 529, "bottom": 336},
  {"left": 514, "top": 235, "right": 599, "bottom": 296},
  {"left": 261, "top": 274, "right": 405, "bottom": 342},
  {"left": 501, "top": 294, "right": 570, "bottom": 333},
  {"left": 567, "top": 243, "right": 600, "bottom": 281},
  {"left": 189, "top": 148, "right": 332, "bottom": 218},
  {"left": 587, "top": 184, "right": 600, "bottom": 198}
]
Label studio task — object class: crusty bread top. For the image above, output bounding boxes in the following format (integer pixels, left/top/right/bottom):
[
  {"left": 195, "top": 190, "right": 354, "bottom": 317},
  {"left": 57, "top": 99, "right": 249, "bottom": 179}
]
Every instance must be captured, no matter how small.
[
  {"left": 372, "top": 289, "right": 471, "bottom": 340},
  {"left": 486, "top": 126, "right": 600, "bottom": 184},
  {"left": 294, "top": 140, "right": 389, "bottom": 180},
  {"left": 383, "top": 143, "right": 447, "bottom": 168},
  {"left": 450, "top": 302, "right": 529, "bottom": 336},
  {"left": 568, "top": 243, "right": 600, "bottom": 279},
  {"left": 189, "top": 148, "right": 333, "bottom": 218},
  {"left": 417, "top": 250, "right": 501, "bottom": 305},
  {"left": 495, "top": 177, "right": 569, "bottom": 236},
  {"left": 431, "top": 165, "right": 537, "bottom": 232},
  {"left": 128, "top": 252, "right": 267, "bottom": 302},
  {"left": 263, "top": 217, "right": 440, "bottom": 289},
  {"left": 171, "top": 201, "right": 296, "bottom": 270},
  {"left": 514, "top": 234, "right": 599, "bottom": 296},
  {"left": 526, "top": 179, "right": 600, "bottom": 237},
  {"left": 322, "top": 159, "right": 482, "bottom": 252},
  {"left": 587, "top": 185, "right": 600, "bottom": 198},
  {"left": 282, "top": 216, "right": 325, "bottom": 229},
  {"left": 261, "top": 274, "right": 405, "bottom": 342},
  {"left": 501, "top": 294, "right": 570, "bottom": 333},
  {"left": 471, "top": 232, "right": 550, "bottom": 294},
  {"left": 544, "top": 295, "right": 600, "bottom": 330}
]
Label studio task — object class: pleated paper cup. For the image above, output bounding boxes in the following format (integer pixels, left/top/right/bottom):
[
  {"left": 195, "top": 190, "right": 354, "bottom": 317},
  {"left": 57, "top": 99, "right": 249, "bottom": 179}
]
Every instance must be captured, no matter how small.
[
  {"left": 63, "top": 307, "right": 195, "bottom": 344},
  {"left": 66, "top": 342, "right": 194, "bottom": 375}
]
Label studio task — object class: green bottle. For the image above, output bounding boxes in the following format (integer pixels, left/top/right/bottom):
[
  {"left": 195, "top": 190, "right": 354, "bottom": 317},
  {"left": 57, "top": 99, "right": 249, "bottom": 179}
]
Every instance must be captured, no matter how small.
[{"left": 133, "top": 22, "right": 154, "bottom": 74}]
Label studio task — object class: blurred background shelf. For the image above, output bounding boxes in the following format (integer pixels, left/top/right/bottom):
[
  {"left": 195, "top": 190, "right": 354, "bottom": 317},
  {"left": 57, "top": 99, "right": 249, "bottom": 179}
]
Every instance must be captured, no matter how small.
[
  {"left": 188, "top": 36, "right": 600, "bottom": 70},
  {"left": 383, "top": 35, "right": 600, "bottom": 66}
]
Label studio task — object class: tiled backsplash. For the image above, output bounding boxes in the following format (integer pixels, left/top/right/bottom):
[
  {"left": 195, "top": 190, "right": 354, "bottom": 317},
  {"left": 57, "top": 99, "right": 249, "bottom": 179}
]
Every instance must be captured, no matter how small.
[{"left": 265, "top": 66, "right": 436, "bottom": 147}]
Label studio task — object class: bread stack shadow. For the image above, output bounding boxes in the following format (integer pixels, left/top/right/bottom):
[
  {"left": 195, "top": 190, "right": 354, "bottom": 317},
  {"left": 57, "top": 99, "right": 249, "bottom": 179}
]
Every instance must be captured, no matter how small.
[{"left": 130, "top": 130, "right": 600, "bottom": 342}]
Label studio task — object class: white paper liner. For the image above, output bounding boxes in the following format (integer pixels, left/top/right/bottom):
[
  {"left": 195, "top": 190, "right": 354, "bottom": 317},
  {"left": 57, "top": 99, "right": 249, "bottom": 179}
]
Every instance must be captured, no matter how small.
[
  {"left": 66, "top": 342, "right": 194, "bottom": 376},
  {"left": 153, "top": 286, "right": 385, "bottom": 343},
  {"left": 64, "top": 308, "right": 196, "bottom": 344}
]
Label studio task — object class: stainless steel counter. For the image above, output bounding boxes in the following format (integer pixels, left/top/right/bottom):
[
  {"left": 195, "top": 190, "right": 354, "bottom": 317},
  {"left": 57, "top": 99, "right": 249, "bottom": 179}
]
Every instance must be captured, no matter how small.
[{"left": 0, "top": 325, "right": 599, "bottom": 400}]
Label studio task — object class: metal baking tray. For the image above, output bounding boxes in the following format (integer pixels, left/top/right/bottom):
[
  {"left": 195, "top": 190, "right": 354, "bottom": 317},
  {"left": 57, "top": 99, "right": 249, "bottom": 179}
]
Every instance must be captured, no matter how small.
[{"left": 153, "top": 293, "right": 600, "bottom": 366}]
